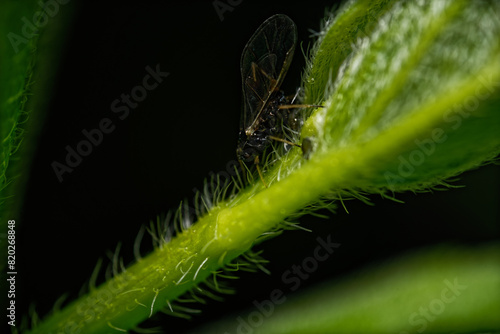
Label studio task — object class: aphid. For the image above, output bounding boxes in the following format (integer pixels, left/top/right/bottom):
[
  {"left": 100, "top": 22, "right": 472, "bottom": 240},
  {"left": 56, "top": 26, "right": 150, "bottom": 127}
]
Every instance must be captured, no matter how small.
[{"left": 236, "top": 14, "right": 319, "bottom": 186}]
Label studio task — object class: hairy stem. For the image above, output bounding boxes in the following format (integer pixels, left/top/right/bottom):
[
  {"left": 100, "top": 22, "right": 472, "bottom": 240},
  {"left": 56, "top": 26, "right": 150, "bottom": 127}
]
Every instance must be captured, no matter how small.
[{"left": 27, "top": 0, "right": 500, "bottom": 333}]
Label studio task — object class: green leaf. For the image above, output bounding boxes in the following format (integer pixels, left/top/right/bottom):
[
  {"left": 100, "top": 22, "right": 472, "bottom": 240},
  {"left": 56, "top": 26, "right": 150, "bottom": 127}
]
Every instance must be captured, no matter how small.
[
  {"left": 0, "top": 1, "right": 39, "bottom": 249},
  {"left": 0, "top": 2, "right": 75, "bottom": 330},
  {"left": 26, "top": 0, "right": 500, "bottom": 333},
  {"left": 0, "top": 0, "right": 75, "bottom": 264},
  {"left": 301, "top": 0, "right": 500, "bottom": 192},
  {"left": 192, "top": 243, "right": 500, "bottom": 333}
]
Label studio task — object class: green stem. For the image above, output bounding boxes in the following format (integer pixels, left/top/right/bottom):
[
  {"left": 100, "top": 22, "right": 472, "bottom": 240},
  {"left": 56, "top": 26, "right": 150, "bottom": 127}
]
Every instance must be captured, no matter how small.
[{"left": 27, "top": 0, "right": 500, "bottom": 332}]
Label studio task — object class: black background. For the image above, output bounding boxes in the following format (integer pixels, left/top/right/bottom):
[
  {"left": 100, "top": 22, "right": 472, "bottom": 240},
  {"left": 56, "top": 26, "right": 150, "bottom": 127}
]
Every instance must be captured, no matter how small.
[{"left": 15, "top": 1, "right": 500, "bottom": 333}]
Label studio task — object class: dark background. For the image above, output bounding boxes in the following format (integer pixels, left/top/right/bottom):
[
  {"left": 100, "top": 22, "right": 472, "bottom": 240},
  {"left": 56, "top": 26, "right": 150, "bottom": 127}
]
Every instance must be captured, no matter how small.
[{"left": 15, "top": 1, "right": 499, "bottom": 333}]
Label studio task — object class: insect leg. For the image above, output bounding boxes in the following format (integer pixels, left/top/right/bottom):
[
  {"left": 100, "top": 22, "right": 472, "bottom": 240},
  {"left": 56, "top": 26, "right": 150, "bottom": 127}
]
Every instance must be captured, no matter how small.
[
  {"left": 268, "top": 135, "right": 301, "bottom": 147},
  {"left": 251, "top": 62, "right": 258, "bottom": 82},
  {"left": 250, "top": 62, "right": 278, "bottom": 87},
  {"left": 278, "top": 104, "right": 324, "bottom": 109},
  {"left": 254, "top": 156, "right": 268, "bottom": 188}
]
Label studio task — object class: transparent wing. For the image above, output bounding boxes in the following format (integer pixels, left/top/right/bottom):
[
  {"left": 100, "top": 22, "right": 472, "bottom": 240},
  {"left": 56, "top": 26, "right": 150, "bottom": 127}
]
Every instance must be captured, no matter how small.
[{"left": 240, "top": 14, "right": 297, "bottom": 134}]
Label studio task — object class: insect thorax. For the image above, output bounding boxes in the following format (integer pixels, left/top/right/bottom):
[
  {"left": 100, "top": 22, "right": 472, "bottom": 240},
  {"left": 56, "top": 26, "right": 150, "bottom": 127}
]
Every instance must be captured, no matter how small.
[{"left": 237, "top": 90, "right": 289, "bottom": 163}]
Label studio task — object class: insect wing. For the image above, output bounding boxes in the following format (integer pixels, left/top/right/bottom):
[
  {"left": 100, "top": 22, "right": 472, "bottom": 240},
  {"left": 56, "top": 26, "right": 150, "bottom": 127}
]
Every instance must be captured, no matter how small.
[{"left": 240, "top": 14, "right": 297, "bottom": 134}]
